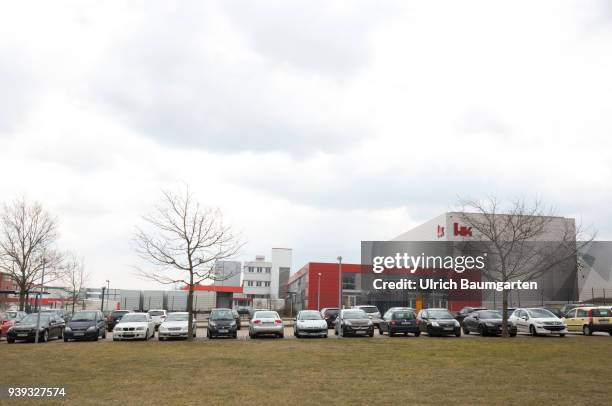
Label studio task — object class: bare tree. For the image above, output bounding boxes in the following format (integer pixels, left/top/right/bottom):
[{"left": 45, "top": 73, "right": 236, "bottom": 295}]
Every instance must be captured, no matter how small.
[
  {"left": 63, "top": 255, "right": 88, "bottom": 314},
  {"left": 457, "top": 197, "right": 591, "bottom": 336},
  {"left": 0, "top": 198, "right": 64, "bottom": 311},
  {"left": 135, "top": 187, "right": 243, "bottom": 341}
]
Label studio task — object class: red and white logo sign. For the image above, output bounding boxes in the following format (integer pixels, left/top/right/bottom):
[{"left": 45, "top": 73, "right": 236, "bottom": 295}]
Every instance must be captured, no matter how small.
[
  {"left": 436, "top": 225, "right": 445, "bottom": 238},
  {"left": 453, "top": 222, "right": 472, "bottom": 237}
]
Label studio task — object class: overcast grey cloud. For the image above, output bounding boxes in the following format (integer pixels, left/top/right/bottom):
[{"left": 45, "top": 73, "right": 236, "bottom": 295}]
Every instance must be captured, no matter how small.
[{"left": 0, "top": 0, "right": 610, "bottom": 289}]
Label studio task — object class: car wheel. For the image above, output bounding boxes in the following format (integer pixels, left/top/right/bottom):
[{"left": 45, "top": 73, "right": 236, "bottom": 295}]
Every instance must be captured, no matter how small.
[
  {"left": 279, "top": 333, "right": 284, "bottom": 339},
  {"left": 368, "top": 331, "right": 374, "bottom": 337},
  {"left": 426, "top": 326, "right": 434, "bottom": 336},
  {"left": 145, "top": 329, "right": 150, "bottom": 341},
  {"left": 63, "top": 337, "right": 69, "bottom": 342},
  {"left": 559, "top": 334, "right": 566, "bottom": 338},
  {"left": 414, "top": 331, "right": 421, "bottom": 337},
  {"left": 583, "top": 325, "right": 592, "bottom": 336},
  {"left": 404, "top": 332, "right": 408, "bottom": 336},
  {"left": 102, "top": 329, "right": 107, "bottom": 339},
  {"left": 478, "top": 325, "right": 486, "bottom": 337},
  {"left": 93, "top": 333, "right": 99, "bottom": 341},
  {"left": 232, "top": 332, "right": 237, "bottom": 339},
  {"left": 463, "top": 326, "right": 470, "bottom": 335},
  {"left": 530, "top": 325, "right": 538, "bottom": 337},
  {"left": 455, "top": 330, "right": 461, "bottom": 337},
  {"left": 334, "top": 328, "right": 338, "bottom": 336},
  {"left": 378, "top": 326, "right": 384, "bottom": 335},
  {"left": 509, "top": 332, "right": 517, "bottom": 337},
  {"left": 323, "top": 334, "right": 328, "bottom": 338},
  {"left": 609, "top": 331, "right": 612, "bottom": 336},
  {"left": 58, "top": 330, "right": 63, "bottom": 339},
  {"left": 159, "top": 336, "right": 165, "bottom": 341},
  {"left": 7, "top": 337, "right": 15, "bottom": 344},
  {"left": 41, "top": 329, "right": 49, "bottom": 343}
]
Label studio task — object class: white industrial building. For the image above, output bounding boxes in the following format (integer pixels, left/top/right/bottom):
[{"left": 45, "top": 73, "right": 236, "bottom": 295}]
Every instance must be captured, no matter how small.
[{"left": 241, "top": 248, "right": 292, "bottom": 300}]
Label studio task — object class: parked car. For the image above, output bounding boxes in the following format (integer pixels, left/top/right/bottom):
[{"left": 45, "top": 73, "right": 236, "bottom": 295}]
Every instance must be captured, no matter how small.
[
  {"left": 64, "top": 310, "right": 107, "bottom": 342},
  {"left": 6, "top": 313, "right": 65, "bottom": 343},
  {"left": 379, "top": 309, "right": 420, "bottom": 337},
  {"left": 455, "top": 306, "right": 487, "bottom": 323},
  {"left": 320, "top": 308, "right": 340, "bottom": 328},
  {"left": 249, "top": 310, "right": 284, "bottom": 339},
  {"left": 248, "top": 308, "right": 268, "bottom": 320},
  {"left": 294, "top": 310, "right": 328, "bottom": 338},
  {"left": 564, "top": 306, "right": 612, "bottom": 336},
  {"left": 112, "top": 313, "right": 155, "bottom": 341},
  {"left": 1, "top": 311, "right": 26, "bottom": 338},
  {"left": 236, "top": 306, "right": 251, "bottom": 316},
  {"left": 417, "top": 308, "right": 461, "bottom": 337},
  {"left": 208, "top": 308, "right": 238, "bottom": 339},
  {"left": 462, "top": 310, "right": 517, "bottom": 336},
  {"left": 42, "top": 309, "right": 71, "bottom": 322},
  {"left": 106, "top": 310, "right": 132, "bottom": 331},
  {"left": 158, "top": 312, "right": 197, "bottom": 340},
  {"left": 335, "top": 309, "right": 374, "bottom": 337},
  {"left": 509, "top": 308, "right": 567, "bottom": 337},
  {"left": 352, "top": 305, "right": 382, "bottom": 327},
  {"left": 147, "top": 309, "right": 167, "bottom": 331},
  {"left": 544, "top": 307, "right": 564, "bottom": 319},
  {"left": 232, "top": 309, "right": 241, "bottom": 330},
  {"left": 559, "top": 303, "right": 594, "bottom": 315},
  {"left": 382, "top": 307, "right": 414, "bottom": 320}
]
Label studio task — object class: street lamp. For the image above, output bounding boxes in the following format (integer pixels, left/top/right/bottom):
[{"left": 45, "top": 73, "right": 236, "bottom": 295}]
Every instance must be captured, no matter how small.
[
  {"left": 317, "top": 273, "right": 322, "bottom": 310},
  {"left": 100, "top": 286, "right": 106, "bottom": 312},
  {"left": 106, "top": 280, "right": 110, "bottom": 312},
  {"left": 34, "top": 253, "right": 46, "bottom": 344}
]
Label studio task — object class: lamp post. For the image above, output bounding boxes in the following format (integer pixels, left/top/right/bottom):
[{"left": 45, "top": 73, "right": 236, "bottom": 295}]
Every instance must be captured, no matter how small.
[
  {"left": 337, "top": 256, "right": 342, "bottom": 338},
  {"left": 100, "top": 286, "right": 106, "bottom": 312},
  {"left": 317, "top": 273, "right": 322, "bottom": 310},
  {"left": 34, "top": 254, "right": 46, "bottom": 344},
  {"left": 106, "top": 280, "right": 110, "bottom": 312}
]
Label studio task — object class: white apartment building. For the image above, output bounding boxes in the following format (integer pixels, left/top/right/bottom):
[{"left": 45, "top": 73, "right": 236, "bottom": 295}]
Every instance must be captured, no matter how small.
[{"left": 242, "top": 248, "right": 292, "bottom": 300}]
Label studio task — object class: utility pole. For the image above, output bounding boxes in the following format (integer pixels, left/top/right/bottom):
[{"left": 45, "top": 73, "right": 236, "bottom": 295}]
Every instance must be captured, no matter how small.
[
  {"left": 337, "top": 256, "right": 342, "bottom": 338},
  {"left": 317, "top": 272, "right": 322, "bottom": 310}
]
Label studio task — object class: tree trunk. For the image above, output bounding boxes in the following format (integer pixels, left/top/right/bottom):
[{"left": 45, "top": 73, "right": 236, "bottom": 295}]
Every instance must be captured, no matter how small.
[
  {"left": 187, "top": 274, "right": 194, "bottom": 342},
  {"left": 501, "top": 289, "right": 509, "bottom": 337},
  {"left": 18, "top": 290, "right": 26, "bottom": 311}
]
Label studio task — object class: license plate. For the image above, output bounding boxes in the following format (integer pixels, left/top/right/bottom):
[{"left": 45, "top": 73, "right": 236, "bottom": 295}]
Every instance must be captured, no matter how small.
[
  {"left": 219, "top": 329, "right": 228, "bottom": 333},
  {"left": 444, "top": 327, "right": 453, "bottom": 331},
  {"left": 74, "top": 332, "right": 84, "bottom": 336},
  {"left": 170, "top": 332, "right": 181, "bottom": 336},
  {"left": 17, "top": 333, "right": 27, "bottom": 337},
  {"left": 600, "top": 320, "right": 609, "bottom": 324},
  {"left": 124, "top": 334, "right": 134, "bottom": 337},
  {"left": 355, "top": 330, "right": 366, "bottom": 335},
  {"left": 401, "top": 322, "right": 411, "bottom": 325}
]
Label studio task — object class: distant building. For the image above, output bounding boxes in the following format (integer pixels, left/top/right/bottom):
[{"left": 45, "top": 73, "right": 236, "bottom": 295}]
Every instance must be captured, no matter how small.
[{"left": 241, "top": 248, "right": 293, "bottom": 300}]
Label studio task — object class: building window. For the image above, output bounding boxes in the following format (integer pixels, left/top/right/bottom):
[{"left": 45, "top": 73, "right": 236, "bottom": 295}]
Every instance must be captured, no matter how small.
[
  {"left": 249, "top": 266, "right": 255, "bottom": 273},
  {"left": 265, "top": 267, "right": 271, "bottom": 273},
  {"left": 257, "top": 267, "right": 263, "bottom": 273},
  {"left": 247, "top": 281, "right": 254, "bottom": 287},
  {"left": 342, "top": 273, "right": 356, "bottom": 290},
  {"left": 264, "top": 281, "right": 270, "bottom": 287},
  {"left": 256, "top": 281, "right": 262, "bottom": 287}
]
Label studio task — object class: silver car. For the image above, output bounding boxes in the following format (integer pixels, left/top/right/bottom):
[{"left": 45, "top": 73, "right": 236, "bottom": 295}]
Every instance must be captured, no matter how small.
[
  {"left": 249, "top": 310, "right": 284, "bottom": 339},
  {"left": 158, "top": 312, "right": 197, "bottom": 340}
]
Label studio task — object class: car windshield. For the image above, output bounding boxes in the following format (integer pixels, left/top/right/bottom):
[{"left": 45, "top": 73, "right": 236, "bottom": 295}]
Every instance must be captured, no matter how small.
[
  {"left": 477, "top": 311, "right": 501, "bottom": 319},
  {"left": 392, "top": 311, "right": 415, "bottom": 320},
  {"left": 358, "top": 306, "right": 379, "bottom": 314},
  {"left": 4, "top": 312, "right": 18, "bottom": 320},
  {"left": 343, "top": 311, "right": 368, "bottom": 319},
  {"left": 298, "top": 312, "right": 323, "bottom": 320},
  {"left": 325, "top": 309, "right": 339, "bottom": 315},
  {"left": 71, "top": 311, "right": 97, "bottom": 321},
  {"left": 210, "top": 310, "right": 234, "bottom": 320},
  {"left": 427, "top": 310, "right": 453, "bottom": 319},
  {"left": 111, "top": 311, "right": 129, "bottom": 318},
  {"left": 254, "top": 311, "right": 278, "bottom": 319},
  {"left": 20, "top": 314, "right": 50, "bottom": 324},
  {"left": 149, "top": 311, "right": 165, "bottom": 316},
  {"left": 527, "top": 308, "right": 555, "bottom": 318},
  {"left": 166, "top": 313, "right": 189, "bottom": 321},
  {"left": 120, "top": 314, "right": 147, "bottom": 323}
]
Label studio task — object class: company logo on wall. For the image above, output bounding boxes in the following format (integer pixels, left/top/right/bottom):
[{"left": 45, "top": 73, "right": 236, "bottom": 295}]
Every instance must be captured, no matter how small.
[
  {"left": 436, "top": 225, "right": 445, "bottom": 238},
  {"left": 453, "top": 223, "right": 472, "bottom": 237}
]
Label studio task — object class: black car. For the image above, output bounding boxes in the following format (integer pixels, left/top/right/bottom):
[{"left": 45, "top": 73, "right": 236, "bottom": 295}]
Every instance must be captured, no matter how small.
[
  {"left": 379, "top": 309, "right": 420, "bottom": 337},
  {"left": 7, "top": 313, "right": 65, "bottom": 343},
  {"left": 207, "top": 308, "right": 238, "bottom": 339},
  {"left": 320, "top": 308, "right": 340, "bottom": 329},
  {"left": 42, "top": 309, "right": 71, "bottom": 322},
  {"left": 454, "top": 306, "right": 487, "bottom": 323},
  {"left": 236, "top": 306, "right": 251, "bottom": 316},
  {"left": 64, "top": 310, "right": 107, "bottom": 341},
  {"left": 334, "top": 309, "right": 374, "bottom": 337},
  {"left": 417, "top": 308, "right": 461, "bottom": 337},
  {"left": 462, "top": 310, "right": 517, "bottom": 337},
  {"left": 106, "top": 310, "right": 132, "bottom": 331}
]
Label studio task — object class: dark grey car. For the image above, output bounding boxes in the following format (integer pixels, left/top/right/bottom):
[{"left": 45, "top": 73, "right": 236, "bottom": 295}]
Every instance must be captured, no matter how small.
[
  {"left": 64, "top": 310, "right": 107, "bottom": 341},
  {"left": 334, "top": 309, "right": 374, "bottom": 337}
]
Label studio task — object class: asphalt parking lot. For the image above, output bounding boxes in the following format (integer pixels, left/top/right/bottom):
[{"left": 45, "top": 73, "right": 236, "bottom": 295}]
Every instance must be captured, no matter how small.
[{"left": 3, "top": 325, "right": 610, "bottom": 344}]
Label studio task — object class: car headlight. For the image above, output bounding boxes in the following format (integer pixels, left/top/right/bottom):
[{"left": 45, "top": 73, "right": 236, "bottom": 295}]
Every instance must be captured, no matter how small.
[
  {"left": 454, "top": 320, "right": 460, "bottom": 327},
  {"left": 7, "top": 326, "right": 14, "bottom": 332},
  {"left": 87, "top": 326, "right": 97, "bottom": 332},
  {"left": 230, "top": 321, "right": 236, "bottom": 326},
  {"left": 367, "top": 320, "right": 373, "bottom": 326},
  {"left": 485, "top": 322, "right": 495, "bottom": 327},
  {"left": 136, "top": 327, "right": 145, "bottom": 331},
  {"left": 209, "top": 321, "right": 216, "bottom": 327},
  {"left": 431, "top": 321, "right": 440, "bottom": 327},
  {"left": 64, "top": 326, "right": 72, "bottom": 332},
  {"left": 344, "top": 320, "right": 352, "bottom": 326},
  {"left": 114, "top": 327, "right": 122, "bottom": 331}
]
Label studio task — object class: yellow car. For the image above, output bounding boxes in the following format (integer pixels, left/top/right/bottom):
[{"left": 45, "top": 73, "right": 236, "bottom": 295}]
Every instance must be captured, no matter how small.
[{"left": 564, "top": 306, "right": 612, "bottom": 336}]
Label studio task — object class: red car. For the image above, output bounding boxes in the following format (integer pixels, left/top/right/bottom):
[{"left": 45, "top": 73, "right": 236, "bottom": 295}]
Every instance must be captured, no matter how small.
[{"left": 1, "top": 311, "right": 27, "bottom": 338}]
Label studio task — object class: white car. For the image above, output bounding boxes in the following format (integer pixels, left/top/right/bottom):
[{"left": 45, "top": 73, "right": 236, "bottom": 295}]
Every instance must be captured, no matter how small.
[
  {"left": 509, "top": 308, "right": 567, "bottom": 337},
  {"left": 158, "top": 312, "right": 197, "bottom": 340},
  {"left": 112, "top": 313, "right": 156, "bottom": 341},
  {"left": 294, "top": 310, "right": 328, "bottom": 338},
  {"left": 148, "top": 309, "right": 167, "bottom": 330}
]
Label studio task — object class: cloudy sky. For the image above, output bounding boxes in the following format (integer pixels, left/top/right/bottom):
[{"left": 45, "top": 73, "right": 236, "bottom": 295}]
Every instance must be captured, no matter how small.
[{"left": 1, "top": 1, "right": 611, "bottom": 289}]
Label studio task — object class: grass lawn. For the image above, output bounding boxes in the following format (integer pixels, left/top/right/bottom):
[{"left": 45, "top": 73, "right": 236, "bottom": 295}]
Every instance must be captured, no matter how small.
[{"left": 2, "top": 336, "right": 611, "bottom": 405}]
